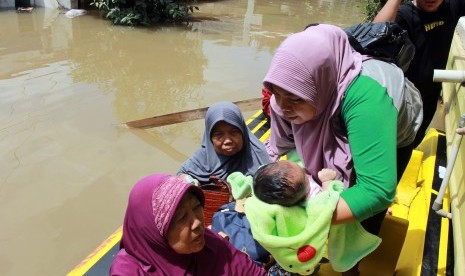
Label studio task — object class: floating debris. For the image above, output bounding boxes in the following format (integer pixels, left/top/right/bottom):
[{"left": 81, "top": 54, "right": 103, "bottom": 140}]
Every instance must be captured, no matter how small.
[
  {"left": 65, "top": 9, "right": 87, "bottom": 18},
  {"left": 16, "top": 7, "right": 33, "bottom": 13}
]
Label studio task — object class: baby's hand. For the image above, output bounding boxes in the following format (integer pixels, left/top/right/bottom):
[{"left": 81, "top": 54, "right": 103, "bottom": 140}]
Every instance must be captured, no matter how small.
[
  {"left": 318, "top": 168, "right": 337, "bottom": 183},
  {"left": 456, "top": 127, "right": 465, "bottom": 135}
]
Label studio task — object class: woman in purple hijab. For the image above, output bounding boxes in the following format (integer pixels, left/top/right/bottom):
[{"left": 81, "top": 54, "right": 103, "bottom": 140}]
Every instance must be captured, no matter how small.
[
  {"left": 110, "top": 174, "right": 265, "bottom": 276},
  {"left": 263, "top": 24, "right": 421, "bottom": 275}
]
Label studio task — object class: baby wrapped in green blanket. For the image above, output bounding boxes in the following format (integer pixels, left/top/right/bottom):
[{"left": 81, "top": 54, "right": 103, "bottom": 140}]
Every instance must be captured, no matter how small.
[{"left": 229, "top": 160, "right": 381, "bottom": 275}]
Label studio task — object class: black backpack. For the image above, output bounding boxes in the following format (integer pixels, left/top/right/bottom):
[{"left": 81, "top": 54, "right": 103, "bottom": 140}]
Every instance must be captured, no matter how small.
[
  {"left": 343, "top": 21, "right": 415, "bottom": 72},
  {"left": 304, "top": 22, "right": 415, "bottom": 72}
]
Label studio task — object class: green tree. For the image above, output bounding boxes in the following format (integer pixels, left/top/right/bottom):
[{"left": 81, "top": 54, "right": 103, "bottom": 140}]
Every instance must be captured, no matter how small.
[{"left": 91, "top": 0, "right": 199, "bottom": 26}]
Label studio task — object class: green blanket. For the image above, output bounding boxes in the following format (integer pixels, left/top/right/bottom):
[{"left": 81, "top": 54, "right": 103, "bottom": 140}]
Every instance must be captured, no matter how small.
[{"left": 243, "top": 181, "right": 381, "bottom": 275}]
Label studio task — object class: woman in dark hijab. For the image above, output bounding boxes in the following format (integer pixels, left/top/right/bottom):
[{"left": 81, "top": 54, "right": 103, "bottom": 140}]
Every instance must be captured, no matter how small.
[
  {"left": 178, "top": 101, "right": 270, "bottom": 185},
  {"left": 110, "top": 174, "right": 265, "bottom": 275}
]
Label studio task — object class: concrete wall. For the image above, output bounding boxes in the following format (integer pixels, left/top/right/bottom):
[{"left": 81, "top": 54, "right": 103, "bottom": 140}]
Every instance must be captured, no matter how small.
[
  {"left": 0, "top": 0, "right": 15, "bottom": 8},
  {"left": 0, "top": 0, "right": 77, "bottom": 8},
  {"left": 442, "top": 16, "right": 465, "bottom": 276}
]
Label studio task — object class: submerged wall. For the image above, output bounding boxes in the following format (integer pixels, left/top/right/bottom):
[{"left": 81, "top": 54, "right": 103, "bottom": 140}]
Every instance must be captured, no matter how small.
[
  {"left": 0, "top": 0, "right": 16, "bottom": 8},
  {"left": 442, "top": 17, "right": 465, "bottom": 276},
  {"left": 0, "top": 0, "right": 77, "bottom": 8}
]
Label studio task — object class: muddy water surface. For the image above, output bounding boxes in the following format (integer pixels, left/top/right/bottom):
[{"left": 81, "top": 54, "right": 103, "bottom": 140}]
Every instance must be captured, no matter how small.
[{"left": 0, "top": 1, "right": 364, "bottom": 275}]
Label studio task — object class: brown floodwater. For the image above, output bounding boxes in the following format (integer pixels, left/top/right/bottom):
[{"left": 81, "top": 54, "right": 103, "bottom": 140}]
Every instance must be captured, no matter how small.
[{"left": 0, "top": 1, "right": 364, "bottom": 275}]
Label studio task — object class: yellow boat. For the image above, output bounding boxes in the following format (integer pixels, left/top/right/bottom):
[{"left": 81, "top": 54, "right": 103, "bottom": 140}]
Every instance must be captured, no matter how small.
[{"left": 67, "top": 20, "right": 465, "bottom": 276}]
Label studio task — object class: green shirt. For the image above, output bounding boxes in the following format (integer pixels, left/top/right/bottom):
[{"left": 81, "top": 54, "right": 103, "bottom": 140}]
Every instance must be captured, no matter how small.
[{"left": 340, "top": 75, "right": 397, "bottom": 221}]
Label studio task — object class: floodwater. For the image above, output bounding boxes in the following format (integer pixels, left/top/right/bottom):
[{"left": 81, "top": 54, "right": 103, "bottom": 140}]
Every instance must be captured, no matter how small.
[{"left": 0, "top": 1, "right": 365, "bottom": 275}]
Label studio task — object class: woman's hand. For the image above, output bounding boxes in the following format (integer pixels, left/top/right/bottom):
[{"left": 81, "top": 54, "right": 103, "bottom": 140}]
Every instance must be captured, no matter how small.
[{"left": 179, "top": 174, "right": 200, "bottom": 186}]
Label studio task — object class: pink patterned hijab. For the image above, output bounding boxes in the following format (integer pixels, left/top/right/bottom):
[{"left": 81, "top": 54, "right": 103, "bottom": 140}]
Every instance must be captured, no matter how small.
[
  {"left": 264, "top": 24, "right": 363, "bottom": 186},
  {"left": 110, "top": 174, "right": 265, "bottom": 276}
]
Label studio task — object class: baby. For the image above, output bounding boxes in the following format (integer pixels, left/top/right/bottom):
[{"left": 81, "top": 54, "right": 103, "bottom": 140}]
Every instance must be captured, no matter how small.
[
  {"left": 248, "top": 160, "right": 380, "bottom": 275},
  {"left": 253, "top": 160, "right": 337, "bottom": 206}
]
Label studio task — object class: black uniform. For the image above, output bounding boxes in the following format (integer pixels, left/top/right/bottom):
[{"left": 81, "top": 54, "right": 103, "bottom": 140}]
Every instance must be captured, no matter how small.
[{"left": 396, "top": 0, "right": 465, "bottom": 146}]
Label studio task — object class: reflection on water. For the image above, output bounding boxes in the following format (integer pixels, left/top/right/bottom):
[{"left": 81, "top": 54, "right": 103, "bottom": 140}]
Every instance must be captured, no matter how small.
[{"left": 0, "top": 1, "right": 364, "bottom": 275}]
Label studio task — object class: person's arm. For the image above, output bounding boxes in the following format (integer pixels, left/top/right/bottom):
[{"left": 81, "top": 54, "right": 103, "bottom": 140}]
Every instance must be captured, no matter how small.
[
  {"left": 334, "top": 76, "right": 398, "bottom": 223},
  {"left": 373, "top": 0, "right": 402, "bottom": 22},
  {"left": 332, "top": 197, "right": 355, "bottom": 224},
  {"left": 221, "top": 235, "right": 267, "bottom": 275},
  {"left": 110, "top": 250, "right": 147, "bottom": 276},
  {"left": 177, "top": 162, "right": 201, "bottom": 186}
]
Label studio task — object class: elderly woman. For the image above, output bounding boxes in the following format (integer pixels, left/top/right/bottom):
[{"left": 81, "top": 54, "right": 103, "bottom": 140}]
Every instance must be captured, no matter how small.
[
  {"left": 109, "top": 174, "right": 265, "bottom": 275},
  {"left": 178, "top": 101, "right": 270, "bottom": 185}
]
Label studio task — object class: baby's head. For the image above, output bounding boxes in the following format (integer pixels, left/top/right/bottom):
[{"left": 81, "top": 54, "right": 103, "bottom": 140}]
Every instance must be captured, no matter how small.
[{"left": 253, "top": 160, "right": 308, "bottom": 206}]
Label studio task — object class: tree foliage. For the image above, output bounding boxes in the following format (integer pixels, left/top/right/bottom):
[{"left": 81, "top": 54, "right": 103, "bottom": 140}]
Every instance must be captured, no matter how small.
[
  {"left": 364, "top": 0, "right": 384, "bottom": 21},
  {"left": 91, "top": 0, "right": 199, "bottom": 26}
]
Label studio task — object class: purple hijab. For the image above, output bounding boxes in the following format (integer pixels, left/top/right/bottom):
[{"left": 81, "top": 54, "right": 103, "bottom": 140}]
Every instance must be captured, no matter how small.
[
  {"left": 110, "top": 174, "right": 265, "bottom": 276},
  {"left": 178, "top": 101, "right": 270, "bottom": 184},
  {"left": 264, "top": 24, "right": 363, "bottom": 186}
]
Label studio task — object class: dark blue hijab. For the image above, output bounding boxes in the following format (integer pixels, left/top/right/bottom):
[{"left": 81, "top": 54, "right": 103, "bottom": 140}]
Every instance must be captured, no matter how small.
[{"left": 178, "top": 101, "right": 270, "bottom": 184}]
